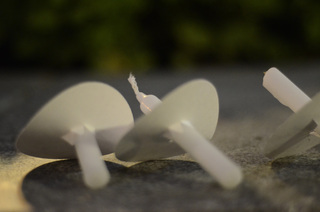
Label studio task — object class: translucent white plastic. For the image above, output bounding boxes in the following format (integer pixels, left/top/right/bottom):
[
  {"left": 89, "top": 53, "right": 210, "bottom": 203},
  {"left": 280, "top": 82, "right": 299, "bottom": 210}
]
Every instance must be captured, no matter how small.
[
  {"left": 62, "top": 125, "right": 110, "bottom": 189},
  {"left": 169, "top": 121, "right": 242, "bottom": 189},
  {"left": 263, "top": 67, "right": 311, "bottom": 113},
  {"left": 263, "top": 68, "right": 320, "bottom": 158},
  {"left": 263, "top": 67, "right": 320, "bottom": 133},
  {"left": 16, "top": 82, "right": 134, "bottom": 189},
  {"left": 126, "top": 74, "right": 243, "bottom": 189},
  {"left": 263, "top": 91, "right": 320, "bottom": 158},
  {"left": 128, "top": 73, "right": 162, "bottom": 114}
]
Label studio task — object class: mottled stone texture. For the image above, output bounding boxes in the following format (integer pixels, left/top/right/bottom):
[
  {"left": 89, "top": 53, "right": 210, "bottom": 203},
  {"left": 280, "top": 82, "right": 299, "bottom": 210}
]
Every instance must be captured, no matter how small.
[{"left": 1, "top": 66, "right": 320, "bottom": 211}]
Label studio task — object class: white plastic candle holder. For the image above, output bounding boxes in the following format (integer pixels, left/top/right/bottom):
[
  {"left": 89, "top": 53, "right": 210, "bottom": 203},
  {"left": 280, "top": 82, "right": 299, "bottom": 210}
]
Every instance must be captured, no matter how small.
[
  {"left": 16, "top": 82, "right": 133, "bottom": 189},
  {"left": 115, "top": 75, "right": 243, "bottom": 189},
  {"left": 263, "top": 67, "right": 320, "bottom": 159}
]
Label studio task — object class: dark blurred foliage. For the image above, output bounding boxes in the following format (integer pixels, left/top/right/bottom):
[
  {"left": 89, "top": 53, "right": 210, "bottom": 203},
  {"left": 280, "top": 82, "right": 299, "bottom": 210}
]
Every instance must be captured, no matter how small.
[{"left": 1, "top": 0, "right": 320, "bottom": 74}]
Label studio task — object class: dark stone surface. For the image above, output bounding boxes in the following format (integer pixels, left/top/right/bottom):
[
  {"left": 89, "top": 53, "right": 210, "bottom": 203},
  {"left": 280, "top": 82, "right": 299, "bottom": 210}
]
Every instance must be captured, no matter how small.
[
  {"left": 272, "top": 153, "right": 320, "bottom": 199},
  {"left": 22, "top": 160, "right": 278, "bottom": 212},
  {"left": 1, "top": 65, "right": 320, "bottom": 211}
]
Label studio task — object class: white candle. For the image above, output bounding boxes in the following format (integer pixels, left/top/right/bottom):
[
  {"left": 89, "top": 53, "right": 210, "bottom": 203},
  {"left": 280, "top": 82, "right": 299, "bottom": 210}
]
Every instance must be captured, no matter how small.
[
  {"left": 263, "top": 67, "right": 320, "bottom": 133},
  {"left": 128, "top": 74, "right": 242, "bottom": 189},
  {"left": 263, "top": 67, "right": 311, "bottom": 113},
  {"left": 169, "top": 121, "right": 242, "bottom": 189},
  {"left": 262, "top": 67, "right": 320, "bottom": 159},
  {"left": 128, "top": 74, "right": 162, "bottom": 114},
  {"left": 16, "top": 82, "right": 134, "bottom": 190}
]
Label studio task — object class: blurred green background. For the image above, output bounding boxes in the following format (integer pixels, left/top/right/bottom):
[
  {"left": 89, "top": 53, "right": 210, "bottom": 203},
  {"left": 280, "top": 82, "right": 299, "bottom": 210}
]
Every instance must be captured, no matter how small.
[{"left": 1, "top": 0, "right": 320, "bottom": 74}]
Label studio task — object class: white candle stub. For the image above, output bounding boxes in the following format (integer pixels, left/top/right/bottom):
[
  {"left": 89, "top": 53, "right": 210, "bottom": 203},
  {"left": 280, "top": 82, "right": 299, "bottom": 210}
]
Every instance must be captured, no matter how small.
[
  {"left": 16, "top": 82, "right": 134, "bottom": 189},
  {"left": 263, "top": 67, "right": 311, "bottom": 113},
  {"left": 120, "top": 74, "right": 243, "bottom": 189},
  {"left": 263, "top": 67, "right": 320, "bottom": 159}
]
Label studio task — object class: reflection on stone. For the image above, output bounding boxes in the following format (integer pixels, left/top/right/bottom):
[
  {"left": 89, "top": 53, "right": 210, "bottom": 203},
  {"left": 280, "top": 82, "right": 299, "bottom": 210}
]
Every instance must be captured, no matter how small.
[{"left": 0, "top": 153, "right": 56, "bottom": 212}]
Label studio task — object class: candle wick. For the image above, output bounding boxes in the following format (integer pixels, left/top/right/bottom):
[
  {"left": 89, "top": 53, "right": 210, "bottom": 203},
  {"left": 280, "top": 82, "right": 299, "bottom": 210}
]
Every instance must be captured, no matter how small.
[{"left": 128, "top": 73, "right": 140, "bottom": 95}]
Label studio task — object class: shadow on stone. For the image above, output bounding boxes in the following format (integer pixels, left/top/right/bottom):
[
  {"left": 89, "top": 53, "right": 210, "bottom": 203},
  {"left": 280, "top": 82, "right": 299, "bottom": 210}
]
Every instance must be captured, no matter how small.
[
  {"left": 271, "top": 153, "right": 320, "bottom": 198},
  {"left": 22, "top": 159, "right": 126, "bottom": 212},
  {"left": 0, "top": 140, "right": 17, "bottom": 159},
  {"left": 22, "top": 159, "right": 275, "bottom": 212}
]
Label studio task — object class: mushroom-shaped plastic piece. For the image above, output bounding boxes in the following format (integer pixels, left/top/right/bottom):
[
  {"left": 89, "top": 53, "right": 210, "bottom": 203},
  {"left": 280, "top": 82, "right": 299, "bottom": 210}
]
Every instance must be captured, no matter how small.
[
  {"left": 263, "top": 67, "right": 320, "bottom": 159},
  {"left": 115, "top": 76, "right": 243, "bottom": 189},
  {"left": 16, "top": 82, "right": 133, "bottom": 189}
]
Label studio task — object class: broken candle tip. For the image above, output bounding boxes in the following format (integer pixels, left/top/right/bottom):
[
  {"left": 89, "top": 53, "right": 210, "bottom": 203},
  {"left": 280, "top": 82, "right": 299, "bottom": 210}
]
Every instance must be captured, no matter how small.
[
  {"left": 128, "top": 73, "right": 140, "bottom": 95},
  {"left": 127, "top": 73, "right": 162, "bottom": 114}
]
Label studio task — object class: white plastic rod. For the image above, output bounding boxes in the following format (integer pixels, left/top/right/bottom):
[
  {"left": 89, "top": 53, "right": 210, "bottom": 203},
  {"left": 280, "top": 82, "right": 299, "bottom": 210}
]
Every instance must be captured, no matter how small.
[
  {"left": 62, "top": 125, "right": 110, "bottom": 189},
  {"left": 169, "top": 121, "right": 242, "bottom": 189},
  {"left": 263, "top": 67, "right": 311, "bottom": 113}
]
